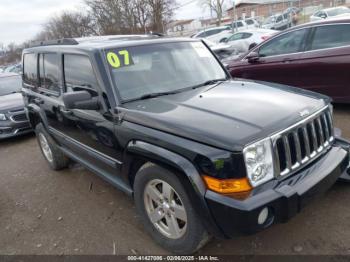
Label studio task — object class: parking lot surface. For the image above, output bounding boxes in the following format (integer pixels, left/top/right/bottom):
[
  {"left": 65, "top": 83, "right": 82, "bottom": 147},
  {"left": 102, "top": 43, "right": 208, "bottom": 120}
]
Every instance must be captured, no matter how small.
[{"left": 1, "top": 105, "right": 350, "bottom": 255}]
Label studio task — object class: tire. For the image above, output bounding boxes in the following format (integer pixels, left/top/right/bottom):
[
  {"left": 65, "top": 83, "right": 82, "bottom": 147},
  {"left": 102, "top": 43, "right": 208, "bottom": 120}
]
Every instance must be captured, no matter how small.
[
  {"left": 35, "top": 123, "right": 69, "bottom": 170},
  {"left": 134, "top": 163, "right": 210, "bottom": 254}
]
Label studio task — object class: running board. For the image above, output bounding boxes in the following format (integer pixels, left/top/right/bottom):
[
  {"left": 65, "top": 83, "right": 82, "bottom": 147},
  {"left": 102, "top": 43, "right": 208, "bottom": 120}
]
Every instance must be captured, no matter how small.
[{"left": 60, "top": 147, "right": 133, "bottom": 196}]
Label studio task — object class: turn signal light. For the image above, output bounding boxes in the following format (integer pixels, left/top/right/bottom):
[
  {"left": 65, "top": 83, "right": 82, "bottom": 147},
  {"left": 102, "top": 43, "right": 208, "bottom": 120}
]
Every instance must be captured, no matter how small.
[{"left": 202, "top": 176, "right": 253, "bottom": 194}]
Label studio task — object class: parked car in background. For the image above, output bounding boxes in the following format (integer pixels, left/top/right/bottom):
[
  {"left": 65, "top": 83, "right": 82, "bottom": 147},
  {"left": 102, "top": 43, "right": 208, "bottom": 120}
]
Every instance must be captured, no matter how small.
[
  {"left": 262, "top": 13, "right": 292, "bottom": 30},
  {"left": 3, "top": 64, "right": 22, "bottom": 74},
  {"left": 244, "top": 18, "right": 260, "bottom": 28},
  {"left": 191, "top": 26, "right": 231, "bottom": 43},
  {"left": 310, "top": 6, "right": 350, "bottom": 22},
  {"left": 203, "top": 38, "right": 241, "bottom": 60},
  {"left": 201, "top": 18, "right": 262, "bottom": 44},
  {"left": 218, "top": 29, "right": 278, "bottom": 53},
  {"left": 226, "top": 18, "right": 350, "bottom": 103},
  {"left": 232, "top": 18, "right": 260, "bottom": 32},
  {"left": 0, "top": 73, "right": 32, "bottom": 139}
]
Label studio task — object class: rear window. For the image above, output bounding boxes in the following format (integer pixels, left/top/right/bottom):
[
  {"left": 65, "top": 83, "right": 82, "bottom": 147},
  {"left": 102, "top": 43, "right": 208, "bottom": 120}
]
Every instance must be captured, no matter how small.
[
  {"left": 64, "top": 54, "right": 99, "bottom": 96},
  {"left": 0, "top": 75, "right": 22, "bottom": 96},
  {"left": 23, "top": 53, "right": 38, "bottom": 86},
  {"left": 311, "top": 24, "right": 350, "bottom": 50}
]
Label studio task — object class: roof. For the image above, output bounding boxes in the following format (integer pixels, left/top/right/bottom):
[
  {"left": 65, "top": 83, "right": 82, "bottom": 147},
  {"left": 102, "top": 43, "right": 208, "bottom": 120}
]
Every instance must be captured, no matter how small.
[
  {"left": 227, "top": 0, "right": 299, "bottom": 9},
  {"left": 24, "top": 35, "right": 198, "bottom": 53}
]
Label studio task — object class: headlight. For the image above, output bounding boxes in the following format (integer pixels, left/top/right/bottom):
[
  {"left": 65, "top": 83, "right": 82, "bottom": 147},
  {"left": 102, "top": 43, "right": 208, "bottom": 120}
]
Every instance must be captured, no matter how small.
[
  {"left": 0, "top": 113, "right": 6, "bottom": 121},
  {"left": 243, "top": 138, "right": 274, "bottom": 187}
]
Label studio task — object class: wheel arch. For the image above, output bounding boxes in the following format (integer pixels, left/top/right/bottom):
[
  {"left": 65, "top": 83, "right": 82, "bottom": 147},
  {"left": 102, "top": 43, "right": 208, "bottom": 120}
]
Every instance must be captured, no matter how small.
[
  {"left": 26, "top": 103, "right": 49, "bottom": 129},
  {"left": 124, "top": 140, "right": 226, "bottom": 238}
]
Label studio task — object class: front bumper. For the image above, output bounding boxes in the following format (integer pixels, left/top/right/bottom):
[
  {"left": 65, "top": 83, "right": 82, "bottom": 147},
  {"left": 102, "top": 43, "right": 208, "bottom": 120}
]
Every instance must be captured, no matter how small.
[
  {"left": 0, "top": 112, "right": 32, "bottom": 139},
  {"left": 205, "top": 143, "right": 349, "bottom": 238}
]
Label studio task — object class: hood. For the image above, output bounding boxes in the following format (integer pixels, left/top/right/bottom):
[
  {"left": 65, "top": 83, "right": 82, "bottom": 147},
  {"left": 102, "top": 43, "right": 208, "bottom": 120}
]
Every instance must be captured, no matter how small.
[
  {"left": 121, "top": 80, "right": 328, "bottom": 152},
  {"left": 0, "top": 93, "right": 24, "bottom": 112}
]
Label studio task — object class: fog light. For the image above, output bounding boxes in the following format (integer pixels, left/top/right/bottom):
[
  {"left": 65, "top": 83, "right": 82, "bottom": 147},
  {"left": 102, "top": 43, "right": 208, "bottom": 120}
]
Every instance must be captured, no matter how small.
[{"left": 258, "top": 207, "right": 269, "bottom": 225}]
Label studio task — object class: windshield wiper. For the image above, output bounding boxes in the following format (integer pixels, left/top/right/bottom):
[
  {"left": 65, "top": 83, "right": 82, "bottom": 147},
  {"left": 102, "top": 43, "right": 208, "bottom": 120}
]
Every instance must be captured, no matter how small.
[
  {"left": 123, "top": 78, "right": 227, "bottom": 103},
  {"left": 125, "top": 90, "right": 180, "bottom": 103},
  {"left": 189, "top": 78, "right": 227, "bottom": 90}
]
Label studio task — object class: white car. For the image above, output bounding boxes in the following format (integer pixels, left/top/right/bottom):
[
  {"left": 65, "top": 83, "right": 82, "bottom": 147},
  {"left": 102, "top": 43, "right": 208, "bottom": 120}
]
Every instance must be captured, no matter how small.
[
  {"left": 310, "top": 6, "right": 350, "bottom": 22},
  {"left": 191, "top": 26, "right": 231, "bottom": 41},
  {"left": 216, "top": 29, "right": 278, "bottom": 53}
]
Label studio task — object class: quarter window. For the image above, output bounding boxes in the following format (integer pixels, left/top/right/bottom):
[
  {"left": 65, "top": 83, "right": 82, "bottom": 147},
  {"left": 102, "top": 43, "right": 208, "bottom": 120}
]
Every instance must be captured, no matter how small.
[
  {"left": 64, "top": 54, "right": 98, "bottom": 95},
  {"left": 23, "top": 53, "right": 38, "bottom": 86},
  {"left": 258, "top": 29, "right": 307, "bottom": 57},
  {"left": 310, "top": 24, "right": 350, "bottom": 50}
]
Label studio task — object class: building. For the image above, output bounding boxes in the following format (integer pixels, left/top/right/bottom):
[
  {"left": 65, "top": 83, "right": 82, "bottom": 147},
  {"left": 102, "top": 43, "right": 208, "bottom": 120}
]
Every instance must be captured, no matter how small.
[
  {"left": 167, "top": 19, "right": 202, "bottom": 36},
  {"left": 227, "top": 0, "right": 348, "bottom": 19}
]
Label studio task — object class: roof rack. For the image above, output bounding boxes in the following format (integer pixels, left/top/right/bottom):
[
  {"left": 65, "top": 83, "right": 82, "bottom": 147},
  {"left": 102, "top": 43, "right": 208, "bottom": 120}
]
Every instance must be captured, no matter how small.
[{"left": 29, "top": 38, "right": 79, "bottom": 48}]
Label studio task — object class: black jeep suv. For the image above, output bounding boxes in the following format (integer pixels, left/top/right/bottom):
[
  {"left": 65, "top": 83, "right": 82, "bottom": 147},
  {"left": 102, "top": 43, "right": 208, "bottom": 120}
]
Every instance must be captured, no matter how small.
[{"left": 22, "top": 36, "right": 350, "bottom": 254}]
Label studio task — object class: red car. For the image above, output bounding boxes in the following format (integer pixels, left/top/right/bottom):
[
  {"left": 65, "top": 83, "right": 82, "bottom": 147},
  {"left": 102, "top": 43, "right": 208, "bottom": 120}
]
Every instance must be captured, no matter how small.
[{"left": 227, "top": 18, "right": 350, "bottom": 103}]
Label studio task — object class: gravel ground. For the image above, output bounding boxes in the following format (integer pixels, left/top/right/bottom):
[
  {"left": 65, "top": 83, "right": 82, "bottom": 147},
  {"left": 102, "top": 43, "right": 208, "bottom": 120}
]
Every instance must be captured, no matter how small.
[{"left": 0, "top": 105, "right": 350, "bottom": 255}]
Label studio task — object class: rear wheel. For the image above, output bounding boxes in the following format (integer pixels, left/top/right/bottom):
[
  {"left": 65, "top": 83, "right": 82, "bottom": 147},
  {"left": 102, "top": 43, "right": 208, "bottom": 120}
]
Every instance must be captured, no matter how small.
[
  {"left": 134, "top": 163, "right": 210, "bottom": 254},
  {"left": 35, "top": 123, "right": 69, "bottom": 170}
]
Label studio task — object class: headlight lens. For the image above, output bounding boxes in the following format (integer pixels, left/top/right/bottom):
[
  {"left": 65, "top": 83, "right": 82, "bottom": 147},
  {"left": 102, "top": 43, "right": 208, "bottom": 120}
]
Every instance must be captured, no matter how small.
[
  {"left": 0, "top": 113, "right": 6, "bottom": 121},
  {"left": 243, "top": 138, "right": 274, "bottom": 187}
]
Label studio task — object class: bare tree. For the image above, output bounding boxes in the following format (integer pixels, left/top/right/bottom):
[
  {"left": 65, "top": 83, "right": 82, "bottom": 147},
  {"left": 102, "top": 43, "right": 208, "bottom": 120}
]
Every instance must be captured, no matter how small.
[
  {"left": 86, "top": 0, "right": 176, "bottom": 34},
  {"left": 38, "top": 11, "right": 97, "bottom": 40},
  {"left": 200, "top": 0, "right": 225, "bottom": 26}
]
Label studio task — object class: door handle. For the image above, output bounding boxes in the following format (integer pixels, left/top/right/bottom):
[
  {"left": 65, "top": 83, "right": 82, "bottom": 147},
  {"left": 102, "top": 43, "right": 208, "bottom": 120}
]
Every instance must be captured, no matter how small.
[{"left": 283, "top": 58, "right": 292, "bottom": 63}]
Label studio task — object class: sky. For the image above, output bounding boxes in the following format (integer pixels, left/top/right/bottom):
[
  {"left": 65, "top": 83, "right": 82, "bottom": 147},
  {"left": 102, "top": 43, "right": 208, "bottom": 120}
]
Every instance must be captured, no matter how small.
[{"left": 0, "top": 0, "right": 230, "bottom": 46}]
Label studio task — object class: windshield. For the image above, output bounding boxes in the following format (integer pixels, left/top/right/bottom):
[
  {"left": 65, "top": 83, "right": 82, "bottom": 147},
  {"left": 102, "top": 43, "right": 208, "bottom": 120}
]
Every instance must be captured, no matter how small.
[
  {"left": 0, "top": 75, "right": 22, "bottom": 96},
  {"left": 106, "top": 41, "right": 227, "bottom": 102},
  {"left": 328, "top": 7, "right": 350, "bottom": 16}
]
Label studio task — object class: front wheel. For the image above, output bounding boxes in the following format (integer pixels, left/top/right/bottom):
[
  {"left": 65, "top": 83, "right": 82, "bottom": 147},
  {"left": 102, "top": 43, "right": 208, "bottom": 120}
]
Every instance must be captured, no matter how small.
[{"left": 134, "top": 163, "right": 210, "bottom": 254}]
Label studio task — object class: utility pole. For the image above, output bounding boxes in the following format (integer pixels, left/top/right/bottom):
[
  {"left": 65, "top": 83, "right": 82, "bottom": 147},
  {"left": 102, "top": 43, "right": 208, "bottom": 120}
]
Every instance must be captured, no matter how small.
[{"left": 232, "top": 0, "right": 237, "bottom": 33}]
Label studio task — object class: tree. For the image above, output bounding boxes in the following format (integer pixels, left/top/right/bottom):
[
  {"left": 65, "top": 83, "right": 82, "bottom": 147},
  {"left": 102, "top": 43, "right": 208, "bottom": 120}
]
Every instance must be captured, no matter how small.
[
  {"left": 37, "top": 11, "right": 97, "bottom": 40},
  {"left": 86, "top": 0, "right": 176, "bottom": 34},
  {"left": 200, "top": 0, "right": 226, "bottom": 26}
]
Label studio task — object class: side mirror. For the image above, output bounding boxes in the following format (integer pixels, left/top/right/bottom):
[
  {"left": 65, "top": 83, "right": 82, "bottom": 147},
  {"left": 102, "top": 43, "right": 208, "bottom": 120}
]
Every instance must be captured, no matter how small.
[
  {"left": 320, "top": 14, "right": 327, "bottom": 19},
  {"left": 246, "top": 52, "right": 260, "bottom": 63},
  {"left": 62, "top": 90, "right": 100, "bottom": 110},
  {"left": 220, "top": 38, "right": 228, "bottom": 43}
]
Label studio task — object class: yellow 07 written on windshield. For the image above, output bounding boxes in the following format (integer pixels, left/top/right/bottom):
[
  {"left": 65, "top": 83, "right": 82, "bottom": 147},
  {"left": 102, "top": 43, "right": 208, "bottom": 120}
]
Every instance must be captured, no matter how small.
[{"left": 106, "top": 50, "right": 133, "bottom": 68}]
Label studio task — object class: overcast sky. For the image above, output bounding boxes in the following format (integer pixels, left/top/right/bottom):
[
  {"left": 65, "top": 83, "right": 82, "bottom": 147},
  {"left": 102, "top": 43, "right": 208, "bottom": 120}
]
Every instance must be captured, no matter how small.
[{"left": 0, "top": 0, "right": 230, "bottom": 46}]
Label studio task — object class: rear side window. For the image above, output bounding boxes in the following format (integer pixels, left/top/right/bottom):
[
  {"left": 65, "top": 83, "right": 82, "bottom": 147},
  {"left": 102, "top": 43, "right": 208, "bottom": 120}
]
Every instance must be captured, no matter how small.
[
  {"left": 310, "top": 24, "right": 350, "bottom": 50},
  {"left": 259, "top": 29, "right": 307, "bottom": 57},
  {"left": 64, "top": 54, "right": 98, "bottom": 95},
  {"left": 23, "top": 53, "right": 38, "bottom": 86},
  {"left": 39, "top": 53, "right": 60, "bottom": 93}
]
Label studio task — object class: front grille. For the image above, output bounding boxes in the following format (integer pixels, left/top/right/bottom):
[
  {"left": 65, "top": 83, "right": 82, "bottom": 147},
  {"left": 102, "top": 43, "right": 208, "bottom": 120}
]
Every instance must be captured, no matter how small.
[
  {"left": 11, "top": 113, "right": 28, "bottom": 122},
  {"left": 272, "top": 107, "right": 334, "bottom": 177}
]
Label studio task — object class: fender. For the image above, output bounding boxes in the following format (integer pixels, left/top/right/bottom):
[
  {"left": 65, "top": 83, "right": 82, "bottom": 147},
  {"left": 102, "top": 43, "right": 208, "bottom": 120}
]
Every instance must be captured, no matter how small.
[
  {"left": 126, "top": 140, "right": 226, "bottom": 238},
  {"left": 25, "top": 102, "right": 50, "bottom": 129}
]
